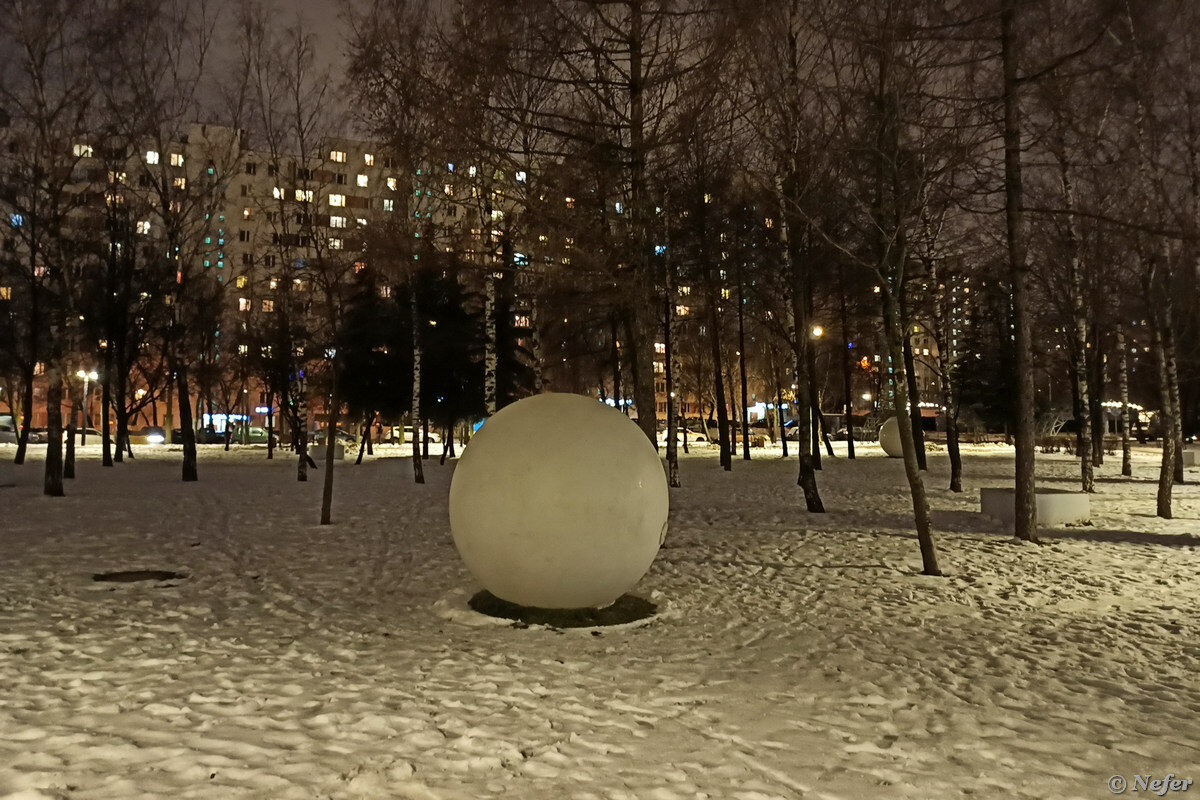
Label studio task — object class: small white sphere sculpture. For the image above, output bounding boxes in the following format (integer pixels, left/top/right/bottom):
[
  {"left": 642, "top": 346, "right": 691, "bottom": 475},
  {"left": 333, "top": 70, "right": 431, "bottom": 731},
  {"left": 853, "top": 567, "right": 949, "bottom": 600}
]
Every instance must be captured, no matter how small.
[
  {"left": 449, "top": 393, "right": 669, "bottom": 609},
  {"left": 878, "top": 415, "right": 904, "bottom": 458}
]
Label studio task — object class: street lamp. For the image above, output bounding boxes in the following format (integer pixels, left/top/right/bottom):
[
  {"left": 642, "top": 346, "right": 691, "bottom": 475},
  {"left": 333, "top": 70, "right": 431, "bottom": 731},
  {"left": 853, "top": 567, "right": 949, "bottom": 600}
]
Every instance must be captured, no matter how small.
[
  {"left": 77, "top": 369, "right": 98, "bottom": 445},
  {"left": 811, "top": 325, "right": 824, "bottom": 338}
]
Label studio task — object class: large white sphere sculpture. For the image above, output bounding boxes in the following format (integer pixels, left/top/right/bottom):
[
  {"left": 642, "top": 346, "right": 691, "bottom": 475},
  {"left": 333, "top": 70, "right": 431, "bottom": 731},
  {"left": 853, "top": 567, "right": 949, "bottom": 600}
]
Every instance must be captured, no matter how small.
[
  {"left": 449, "top": 393, "right": 669, "bottom": 609},
  {"left": 878, "top": 415, "right": 904, "bottom": 458}
]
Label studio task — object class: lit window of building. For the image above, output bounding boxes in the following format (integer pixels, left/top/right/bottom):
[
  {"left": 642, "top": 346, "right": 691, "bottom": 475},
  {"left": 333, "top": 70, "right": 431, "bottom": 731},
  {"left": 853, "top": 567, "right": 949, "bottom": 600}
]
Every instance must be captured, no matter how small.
[
  {"left": 238, "top": 297, "right": 251, "bottom": 312},
  {"left": 357, "top": 174, "right": 369, "bottom": 187},
  {"left": 330, "top": 215, "right": 347, "bottom": 228},
  {"left": 329, "top": 238, "right": 343, "bottom": 250},
  {"left": 173, "top": 177, "right": 186, "bottom": 189},
  {"left": 73, "top": 143, "right": 93, "bottom": 157},
  {"left": 243, "top": 207, "right": 252, "bottom": 219},
  {"left": 330, "top": 150, "right": 346, "bottom": 163},
  {"left": 295, "top": 188, "right": 314, "bottom": 202},
  {"left": 272, "top": 187, "right": 284, "bottom": 200},
  {"left": 170, "top": 153, "right": 184, "bottom": 167},
  {"left": 329, "top": 194, "right": 346, "bottom": 207},
  {"left": 364, "top": 153, "right": 375, "bottom": 166},
  {"left": 236, "top": 276, "right": 247, "bottom": 288},
  {"left": 262, "top": 299, "right": 274, "bottom": 312},
  {"left": 515, "top": 170, "right": 527, "bottom": 183},
  {"left": 145, "top": 150, "right": 160, "bottom": 164},
  {"left": 387, "top": 177, "right": 397, "bottom": 190},
  {"left": 383, "top": 199, "right": 394, "bottom": 212},
  {"left": 136, "top": 220, "right": 151, "bottom": 235}
]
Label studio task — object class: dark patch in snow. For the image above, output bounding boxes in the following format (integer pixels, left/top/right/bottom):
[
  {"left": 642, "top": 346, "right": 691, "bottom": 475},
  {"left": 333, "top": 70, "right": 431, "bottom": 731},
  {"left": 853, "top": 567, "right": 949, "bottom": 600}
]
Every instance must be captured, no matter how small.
[
  {"left": 468, "top": 590, "right": 656, "bottom": 629},
  {"left": 92, "top": 570, "right": 189, "bottom": 583}
]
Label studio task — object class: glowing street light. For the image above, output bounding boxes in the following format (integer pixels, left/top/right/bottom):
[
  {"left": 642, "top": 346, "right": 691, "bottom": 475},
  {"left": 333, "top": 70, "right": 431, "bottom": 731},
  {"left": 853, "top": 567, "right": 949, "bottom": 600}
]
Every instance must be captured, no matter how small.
[{"left": 811, "top": 325, "right": 824, "bottom": 338}]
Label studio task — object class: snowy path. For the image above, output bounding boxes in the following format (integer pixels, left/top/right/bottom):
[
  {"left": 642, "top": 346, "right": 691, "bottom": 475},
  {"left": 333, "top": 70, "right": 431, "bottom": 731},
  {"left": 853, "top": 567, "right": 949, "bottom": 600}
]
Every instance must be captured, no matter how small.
[{"left": 1, "top": 443, "right": 1198, "bottom": 799}]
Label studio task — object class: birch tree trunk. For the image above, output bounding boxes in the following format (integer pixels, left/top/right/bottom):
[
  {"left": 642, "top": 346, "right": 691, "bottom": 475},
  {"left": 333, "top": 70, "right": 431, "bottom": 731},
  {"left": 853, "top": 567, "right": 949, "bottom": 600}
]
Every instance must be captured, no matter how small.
[
  {"left": 101, "top": 354, "right": 113, "bottom": 467},
  {"left": 1087, "top": 339, "right": 1105, "bottom": 467},
  {"left": 295, "top": 383, "right": 310, "bottom": 483},
  {"left": 838, "top": 265, "right": 856, "bottom": 460},
  {"left": 883, "top": 289, "right": 941, "bottom": 575},
  {"left": 708, "top": 303, "right": 730, "bottom": 471},
  {"left": 411, "top": 282, "right": 425, "bottom": 485},
  {"left": 1164, "top": 317, "right": 1185, "bottom": 484},
  {"left": 44, "top": 366, "right": 64, "bottom": 497},
  {"left": 1001, "top": 0, "right": 1038, "bottom": 542},
  {"left": 929, "top": 259, "right": 961, "bottom": 491},
  {"left": 901, "top": 334, "right": 926, "bottom": 471},
  {"left": 790, "top": 264, "right": 822, "bottom": 511},
  {"left": 1059, "top": 150, "right": 1094, "bottom": 492},
  {"left": 530, "top": 298, "right": 544, "bottom": 394},
  {"left": 320, "top": 371, "right": 339, "bottom": 525},
  {"left": 1116, "top": 324, "right": 1133, "bottom": 477},
  {"left": 1152, "top": 323, "right": 1175, "bottom": 518},
  {"left": 664, "top": 231, "right": 680, "bottom": 488},
  {"left": 736, "top": 260, "right": 750, "bottom": 461},
  {"left": 176, "top": 363, "right": 198, "bottom": 482},
  {"left": 483, "top": 268, "right": 497, "bottom": 417},
  {"left": 64, "top": 394, "right": 77, "bottom": 480}
]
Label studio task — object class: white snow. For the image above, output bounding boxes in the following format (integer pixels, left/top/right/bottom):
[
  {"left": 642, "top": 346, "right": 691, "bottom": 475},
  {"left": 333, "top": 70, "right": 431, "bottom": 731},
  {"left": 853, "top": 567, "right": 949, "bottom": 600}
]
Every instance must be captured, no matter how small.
[{"left": 1, "top": 440, "right": 1199, "bottom": 799}]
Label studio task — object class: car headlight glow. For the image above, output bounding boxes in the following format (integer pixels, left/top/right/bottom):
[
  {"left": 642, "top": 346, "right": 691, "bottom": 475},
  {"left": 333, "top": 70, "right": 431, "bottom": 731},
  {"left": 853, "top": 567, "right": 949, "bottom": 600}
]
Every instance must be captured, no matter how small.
[{"left": 147, "top": 434, "right": 165, "bottom": 444}]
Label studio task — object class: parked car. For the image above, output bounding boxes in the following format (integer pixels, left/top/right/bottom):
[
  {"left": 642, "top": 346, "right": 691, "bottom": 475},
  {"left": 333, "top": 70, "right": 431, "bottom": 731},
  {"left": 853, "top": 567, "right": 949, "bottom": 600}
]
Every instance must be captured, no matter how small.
[
  {"left": 0, "top": 417, "right": 42, "bottom": 443},
  {"left": 0, "top": 421, "right": 19, "bottom": 444},
  {"left": 312, "top": 428, "right": 358, "bottom": 446},
  {"left": 401, "top": 426, "right": 441, "bottom": 445},
  {"left": 657, "top": 425, "right": 707, "bottom": 444},
  {"left": 170, "top": 428, "right": 227, "bottom": 444},
  {"left": 67, "top": 427, "right": 104, "bottom": 443},
  {"left": 243, "top": 426, "right": 277, "bottom": 445},
  {"left": 128, "top": 426, "right": 167, "bottom": 445}
]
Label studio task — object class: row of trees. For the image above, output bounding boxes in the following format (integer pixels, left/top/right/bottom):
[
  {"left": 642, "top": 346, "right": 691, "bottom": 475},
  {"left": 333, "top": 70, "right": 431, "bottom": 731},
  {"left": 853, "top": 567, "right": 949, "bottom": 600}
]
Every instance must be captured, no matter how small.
[
  {"left": 4, "top": 0, "right": 1199, "bottom": 574},
  {"left": 343, "top": 0, "right": 1198, "bottom": 568}
]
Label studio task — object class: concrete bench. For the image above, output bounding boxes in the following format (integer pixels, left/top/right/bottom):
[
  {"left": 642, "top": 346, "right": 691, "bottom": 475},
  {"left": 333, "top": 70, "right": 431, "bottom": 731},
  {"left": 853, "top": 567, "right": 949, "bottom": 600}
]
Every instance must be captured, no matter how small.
[
  {"left": 980, "top": 487, "right": 1091, "bottom": 528},
  {"left": 1182, "top": 450, "right": 1198, "bottom": 468}
]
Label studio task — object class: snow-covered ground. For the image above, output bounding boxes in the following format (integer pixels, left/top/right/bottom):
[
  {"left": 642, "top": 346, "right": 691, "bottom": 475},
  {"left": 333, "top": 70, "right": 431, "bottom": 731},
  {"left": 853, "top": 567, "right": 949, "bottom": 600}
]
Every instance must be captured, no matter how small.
[{"left": 1, "top": 440, "right": 1198, "bottom": 800}]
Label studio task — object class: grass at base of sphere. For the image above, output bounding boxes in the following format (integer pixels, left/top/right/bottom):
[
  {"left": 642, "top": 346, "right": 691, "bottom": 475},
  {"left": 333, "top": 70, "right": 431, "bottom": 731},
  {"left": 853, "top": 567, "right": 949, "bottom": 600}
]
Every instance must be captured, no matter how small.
[{"left": 468, "top": 590, "right": 657, "bottom": 629}]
